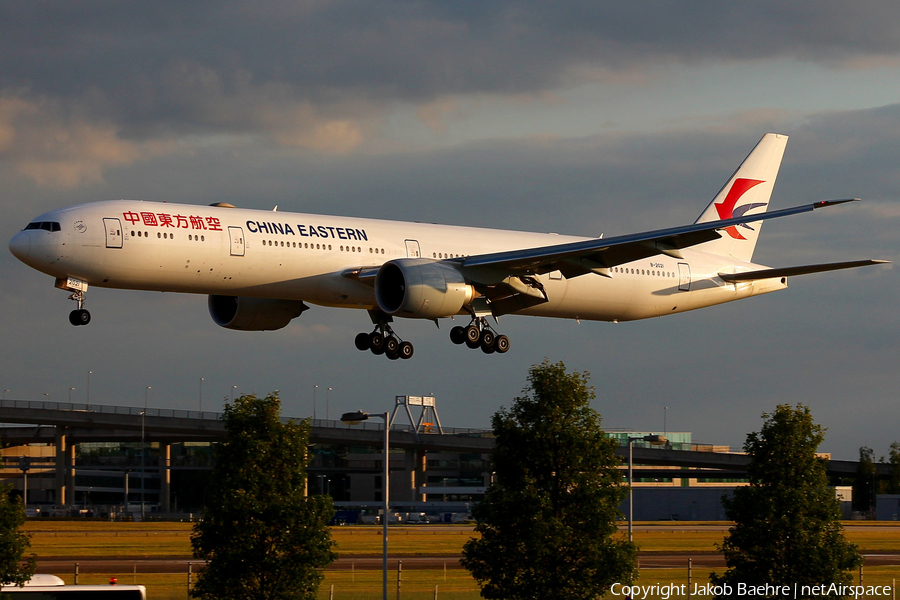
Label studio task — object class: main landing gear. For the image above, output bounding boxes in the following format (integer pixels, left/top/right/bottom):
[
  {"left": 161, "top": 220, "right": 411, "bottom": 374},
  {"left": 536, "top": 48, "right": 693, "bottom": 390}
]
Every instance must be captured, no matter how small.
[
  {"left": 67, "top": 289, "right": 91, "bottom": 326},
  {"left": 354, "top": 324, "right": 414, "bottom": 360},
  {"left": 450, "top": 318, "right": 510, "bottom": 354}
]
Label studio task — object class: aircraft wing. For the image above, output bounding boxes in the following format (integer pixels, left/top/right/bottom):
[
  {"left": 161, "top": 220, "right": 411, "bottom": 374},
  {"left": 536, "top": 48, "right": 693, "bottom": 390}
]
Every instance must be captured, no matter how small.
[
  {"left": 460, "top": 199, "right": 858, "bottom": 279},
  {"left": 718, "top": 259, "right": 890, "bottom": 282}
]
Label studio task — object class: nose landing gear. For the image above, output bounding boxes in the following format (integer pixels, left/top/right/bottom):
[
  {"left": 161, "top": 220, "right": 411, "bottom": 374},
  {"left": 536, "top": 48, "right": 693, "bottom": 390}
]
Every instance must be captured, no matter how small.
[
  {"left": 61, "top": 280, "right": 91, "bottom": 326},
  {"left": 450, "top": 318, "right": 510, "bottom": 354}
]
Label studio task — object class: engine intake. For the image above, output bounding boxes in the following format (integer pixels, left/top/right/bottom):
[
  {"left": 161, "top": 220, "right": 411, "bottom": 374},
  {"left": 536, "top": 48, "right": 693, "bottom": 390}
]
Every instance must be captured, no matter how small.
[
  {"left": 375, "top": 259, "right": 475, "bottom": 319},
  {"left": 208, "top": 295, "right": 309, "bottom": 331}
]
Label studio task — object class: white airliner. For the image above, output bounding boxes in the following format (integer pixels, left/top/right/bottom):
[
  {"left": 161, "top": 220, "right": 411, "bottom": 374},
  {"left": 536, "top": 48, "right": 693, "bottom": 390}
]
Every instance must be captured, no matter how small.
[{"left": 8, "top": 133, "right": 887, "bottom": 359}]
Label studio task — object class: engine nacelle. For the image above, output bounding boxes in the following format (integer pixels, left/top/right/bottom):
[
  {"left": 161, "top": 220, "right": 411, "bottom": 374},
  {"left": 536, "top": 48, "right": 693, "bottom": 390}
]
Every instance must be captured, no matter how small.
[
  {"left": 375, "top": 258, "right": 475, "bottom": 319},
  {"left": 208, "top": 295, "right": 308, "bottom": 331}
]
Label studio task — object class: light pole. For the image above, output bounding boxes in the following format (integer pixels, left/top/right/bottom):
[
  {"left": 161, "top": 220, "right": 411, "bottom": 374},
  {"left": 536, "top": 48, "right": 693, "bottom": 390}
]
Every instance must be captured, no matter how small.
[
  {"left": 142, "top": 386, "right": 151, "bottom": 521},
  {"left": 313, "top": 385, "right": 318, "bottom": 420},
  {"left": 231, "top": 385, "right": 237, "bottom": 401},
  {"left": 199, "top": 377, "right": 204, "bottom": 413},
  {"left": 627, "top": 434, "right": 667, "bottom": 543},
  {"left": 86, "top": 370, "right": 92, "bottom": 410},
  {"left": 342, "top": 410, "right": 390, "bottom": 600},
  {"left": 326, "top": 387, "right": 332, "bottom": 421},
  {"left": 69, "top": 387, "right": 75, "bottom": 403},
  {"left": 3, "top": 389, "right": 8, "bottom": 400}
]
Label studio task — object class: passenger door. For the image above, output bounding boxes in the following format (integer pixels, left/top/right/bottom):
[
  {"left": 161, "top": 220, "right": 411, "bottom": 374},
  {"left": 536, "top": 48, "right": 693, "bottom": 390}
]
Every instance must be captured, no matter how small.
[
  {"left": 228, "top": 226, "right": 245, "bottom": 256},
  {"left": 103, "top": 218, "right": 123, "bottom": 248}
]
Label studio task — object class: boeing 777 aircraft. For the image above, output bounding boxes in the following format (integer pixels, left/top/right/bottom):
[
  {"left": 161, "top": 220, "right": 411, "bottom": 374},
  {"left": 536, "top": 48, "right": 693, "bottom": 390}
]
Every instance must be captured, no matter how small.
[{"left": 8, "top": 133, "right": 888, "bottom": 360}]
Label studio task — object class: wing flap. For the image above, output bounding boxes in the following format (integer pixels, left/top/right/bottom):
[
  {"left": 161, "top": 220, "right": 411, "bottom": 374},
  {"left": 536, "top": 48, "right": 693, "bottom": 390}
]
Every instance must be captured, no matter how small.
[{"left": 719, "top": 259, "right": 889, "bottom": 282}]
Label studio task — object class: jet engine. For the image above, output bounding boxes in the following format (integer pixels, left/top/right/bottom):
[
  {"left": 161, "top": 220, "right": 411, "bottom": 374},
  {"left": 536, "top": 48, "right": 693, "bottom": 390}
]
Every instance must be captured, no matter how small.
[
  {"left": 375, "top": 258, "right": 475, "bottom": 319},
  {"left": 208, "top": 295, "right": 309, "bottom": 331}
]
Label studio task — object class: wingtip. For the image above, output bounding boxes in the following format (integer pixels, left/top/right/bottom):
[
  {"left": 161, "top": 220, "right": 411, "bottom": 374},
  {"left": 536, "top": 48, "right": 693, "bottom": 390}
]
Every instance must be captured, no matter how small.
[{"left": 815, "top": 198, "right": 860, "bottom": 208}]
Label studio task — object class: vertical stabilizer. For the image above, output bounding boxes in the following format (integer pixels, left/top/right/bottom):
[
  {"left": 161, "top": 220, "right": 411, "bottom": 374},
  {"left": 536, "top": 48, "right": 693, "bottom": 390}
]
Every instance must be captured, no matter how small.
[{"left": 694, "top": 133, "right": 788, "bottom": 262}]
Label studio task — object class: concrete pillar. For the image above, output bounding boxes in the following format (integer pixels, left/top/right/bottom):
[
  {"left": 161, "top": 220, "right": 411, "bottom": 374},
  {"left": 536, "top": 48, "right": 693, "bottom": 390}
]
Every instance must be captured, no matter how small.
[
  {"left": 405, "top": 449, "right": 416, "bottom": 501},
  {"left": 54, "top": 426, "right": 67, "bottom": 506},
  {"left": 159, "top": 441, "right": 171, "bottom": 513},
  {"left": 65, "top": 439, "right": 76, "bottom": 507},
  {"left": 416, "top": 449, "right": 427, "bottom": 502}
]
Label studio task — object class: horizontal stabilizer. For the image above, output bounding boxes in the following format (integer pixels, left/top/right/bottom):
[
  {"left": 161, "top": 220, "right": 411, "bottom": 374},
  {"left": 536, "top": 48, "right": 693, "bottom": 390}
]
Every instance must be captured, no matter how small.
[{"left": 719, "top": 259, "right": 889, "bottom": 282}]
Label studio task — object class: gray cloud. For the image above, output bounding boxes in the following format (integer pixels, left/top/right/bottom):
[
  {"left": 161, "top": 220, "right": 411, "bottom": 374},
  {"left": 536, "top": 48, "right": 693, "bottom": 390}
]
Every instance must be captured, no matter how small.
[{"left": 4, "top": 1, "right": 900, "bottom": 136}]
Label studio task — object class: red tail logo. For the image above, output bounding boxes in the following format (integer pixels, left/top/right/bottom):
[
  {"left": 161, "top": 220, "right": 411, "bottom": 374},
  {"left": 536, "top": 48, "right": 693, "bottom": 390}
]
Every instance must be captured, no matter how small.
[{"left": 715, "top": 178, "right": 767, "bottom": 240}]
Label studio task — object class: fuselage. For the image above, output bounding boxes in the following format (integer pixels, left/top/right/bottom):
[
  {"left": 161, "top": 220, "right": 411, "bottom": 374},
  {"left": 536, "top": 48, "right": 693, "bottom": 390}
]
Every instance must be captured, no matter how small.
[{"left": 8, "top": 199, "right": 787, "bottom": 323}]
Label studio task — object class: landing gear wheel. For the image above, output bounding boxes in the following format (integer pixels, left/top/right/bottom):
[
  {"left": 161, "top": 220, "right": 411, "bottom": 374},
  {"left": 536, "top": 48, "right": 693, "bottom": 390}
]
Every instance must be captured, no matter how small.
[
  {"left": 450, "top": 326, "right": 466, "bottom": 345},
  {"left": 495, "top": 335, "right": 510, "bottom": 353},
  {"left": 69, "top": 309, "right": 91, "bottom": 326},
  {"left": 355, "top": 332, "right": 371, "bottom": 351},
  {"left": 465, "top": 324, "right": 481, "bottom": 349},
  {"left": 386, "top": 347, "right": 400, "bottom": 360},
  {"left": 480, "top": 330, "right": 495, "bottom": 349},
  {"left": 481, "top": 343, "right": 496, "bottom": 354},
  {"left": 398, "top": 341, "right": 414, "bottom": 360},
  {"left": 384, "top": 336, "right": 399, "bottom": 355},
  {"left": 369, "top": 332, "right": 385, "bottom": 355}
]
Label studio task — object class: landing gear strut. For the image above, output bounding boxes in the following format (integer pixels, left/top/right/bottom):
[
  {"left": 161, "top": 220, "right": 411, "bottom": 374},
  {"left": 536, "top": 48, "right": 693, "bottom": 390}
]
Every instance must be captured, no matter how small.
[
  {"left": 355, "top": 319, "right": 414, "bottom": 360},
  {"left": 67, "top": 288, "right": 91, "bottom": 326},
  {"left": 450, "top": 318, "right": 510, "bottom": 354}
]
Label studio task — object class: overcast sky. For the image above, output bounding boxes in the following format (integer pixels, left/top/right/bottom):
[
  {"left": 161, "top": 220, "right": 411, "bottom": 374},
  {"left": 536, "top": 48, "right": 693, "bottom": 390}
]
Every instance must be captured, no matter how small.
[{"left": 1, "top": 1, "right": 898, "bottom": 460}]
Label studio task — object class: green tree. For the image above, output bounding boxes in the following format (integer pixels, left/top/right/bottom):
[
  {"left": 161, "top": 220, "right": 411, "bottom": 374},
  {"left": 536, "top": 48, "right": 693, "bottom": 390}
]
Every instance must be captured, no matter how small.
[
  {"left": 853, "top": 446, "right": 876, "bottom": 514},
  {"left": 0, "top": 484, "right": 36, "bottom": 587},
  {"left": 712, "top": 404, "right": 861, "bottom": 595},
  {"left": 461, "top": 361, "right": 637, "bottom": 599},
  {"left": 191, "top": 393, "right": 336, "bottom": 600},
  {"left": 885, "top": 442, "right": 900, "bottom": 494}
]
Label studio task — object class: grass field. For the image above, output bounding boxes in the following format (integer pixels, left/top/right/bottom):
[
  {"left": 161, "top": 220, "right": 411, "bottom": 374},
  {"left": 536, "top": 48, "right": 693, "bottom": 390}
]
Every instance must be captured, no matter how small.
[{"left": 21, "top": 521, "right": 900, "bottom": 599}]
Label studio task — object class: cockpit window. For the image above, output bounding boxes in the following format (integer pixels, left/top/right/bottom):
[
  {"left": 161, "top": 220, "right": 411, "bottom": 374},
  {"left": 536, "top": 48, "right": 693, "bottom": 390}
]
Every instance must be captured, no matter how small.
[{"left": 23, "top": 221, "right": 61, "bottom": 232}]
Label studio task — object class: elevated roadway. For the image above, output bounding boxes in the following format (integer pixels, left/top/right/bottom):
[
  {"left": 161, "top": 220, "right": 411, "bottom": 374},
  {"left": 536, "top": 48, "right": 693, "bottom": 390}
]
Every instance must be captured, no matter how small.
[{"left": 0, "top": 398, "right": 888, "bottom": 479}]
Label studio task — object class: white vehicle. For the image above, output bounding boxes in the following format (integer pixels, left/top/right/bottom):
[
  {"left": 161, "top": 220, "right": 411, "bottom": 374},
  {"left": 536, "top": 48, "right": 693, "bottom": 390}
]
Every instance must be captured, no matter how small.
[
  {"left": 8, "top": 134, "right": 887, "bottom": 359},
  {"left": 1, "top": 575, "right": 146, "bottom": 599}
]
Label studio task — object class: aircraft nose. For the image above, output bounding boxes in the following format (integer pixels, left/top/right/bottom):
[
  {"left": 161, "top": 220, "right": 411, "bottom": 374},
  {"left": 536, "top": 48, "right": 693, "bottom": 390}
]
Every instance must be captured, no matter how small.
[{"left": 8, "top": 231, "right": 31, "bottom": 263}]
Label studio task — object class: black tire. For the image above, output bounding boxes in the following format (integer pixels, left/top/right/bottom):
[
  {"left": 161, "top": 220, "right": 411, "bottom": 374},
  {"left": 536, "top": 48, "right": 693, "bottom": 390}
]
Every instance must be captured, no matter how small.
[
  {"left": 385, "top": 336, "right": 399, "bottom": 354},
  {"left": 70, "top": 309, "right": 91, "bottom": 326},
  {"left": 495, "top": 335, "right": 510, "bottom": 353},
  {"left": 450, "top": 326, "right": 466, "bottom": 345},
  {"left": 465, "top": 324, "right": 481, "bottom": 348},
  {"left": 399, "top": 341, "right": 414, "bottom": 360},
  {"left": 355, "top": 332, "right": 371, "bottom": 351},
  {"left": 369, "top": 332, "right": 385, "bottom": 355},
  {"left": 480, "top": 330, "right": 495, "bottom": 349},
  {"left": 386, "top": 348, "right": 400, "bottom": 360},
  {"left": 481, "top": 343, "right": 496, "bottom": 354}
]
